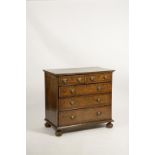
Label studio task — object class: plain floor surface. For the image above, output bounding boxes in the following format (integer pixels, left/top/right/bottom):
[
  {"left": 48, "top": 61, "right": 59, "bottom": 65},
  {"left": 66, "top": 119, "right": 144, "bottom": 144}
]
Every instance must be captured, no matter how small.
[{"left": 26, "top": 90, "right": 128, "bottom": 155}]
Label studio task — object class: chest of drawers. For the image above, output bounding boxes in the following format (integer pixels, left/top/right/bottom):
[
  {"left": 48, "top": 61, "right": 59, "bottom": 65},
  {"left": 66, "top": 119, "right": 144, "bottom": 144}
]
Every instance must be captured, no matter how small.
[{"left": 43, "top": 67, "right": 115, "bottom": 136}]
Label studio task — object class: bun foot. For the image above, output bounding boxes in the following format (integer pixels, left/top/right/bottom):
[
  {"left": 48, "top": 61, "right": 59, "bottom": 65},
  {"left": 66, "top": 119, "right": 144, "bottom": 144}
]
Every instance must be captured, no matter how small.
[
  {"left": 106, "top": 122, "right": 113, "bottom": 128},
  {"left": 44, "top": 122, "right": 51, "bottom": 128},
  {"left": 55, "top": 130, "right": 62, "bottom": 136}
]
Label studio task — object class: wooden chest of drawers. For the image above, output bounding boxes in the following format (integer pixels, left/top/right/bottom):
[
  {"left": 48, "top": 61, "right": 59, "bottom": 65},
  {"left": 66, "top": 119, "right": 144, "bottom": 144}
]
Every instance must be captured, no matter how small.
[{"left": 43, "top": 67, "right": 115, "bottom": 136}]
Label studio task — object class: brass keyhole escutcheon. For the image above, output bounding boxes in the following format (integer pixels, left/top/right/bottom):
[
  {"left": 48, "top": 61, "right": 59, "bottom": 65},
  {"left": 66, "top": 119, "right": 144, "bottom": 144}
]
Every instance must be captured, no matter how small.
[
  {"left": 70, "top": 100, "right": 75, "bottom": 105},
  {"left": 96, "top": 111, "right": 102, "bottom": 116},
  {"left": 96, "top": 98, "right": 101, "bottom": 103},
  {"left": 90, "top": 76, "right": 95, "bottom": 81},
  {"left": 97, "top": 85, "right": 102, "bottom": 91},
  {"left": 77, "top": 77, "right": 82, "bottom": 83},
  {"left": 70, "top": 88, "right": 75, "bottom": 94},
  {"left": 62, "top": 78, "right": 67, "bottom": 84},
  {"left": 70, "top": 115, "right": 76, "bottom": 120}
]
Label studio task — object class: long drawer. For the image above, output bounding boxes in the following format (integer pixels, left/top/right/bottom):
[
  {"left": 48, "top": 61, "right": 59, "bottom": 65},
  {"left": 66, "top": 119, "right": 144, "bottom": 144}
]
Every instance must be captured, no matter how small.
[
  {"left": 59, "top": 83, "right": 112, "bottom": 98},
  {"left": 59, "top": 106, "right": 111, "bottom": 126},
  {"left": 59, "top": 94, "right": 111, "bottom": 111}
]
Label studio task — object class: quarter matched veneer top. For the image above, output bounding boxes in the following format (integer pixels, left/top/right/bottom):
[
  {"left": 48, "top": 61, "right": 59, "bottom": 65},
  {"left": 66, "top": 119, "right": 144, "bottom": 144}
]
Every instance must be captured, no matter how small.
[{"left": 44, "top": 67, "right": 115, "bottom": 75}]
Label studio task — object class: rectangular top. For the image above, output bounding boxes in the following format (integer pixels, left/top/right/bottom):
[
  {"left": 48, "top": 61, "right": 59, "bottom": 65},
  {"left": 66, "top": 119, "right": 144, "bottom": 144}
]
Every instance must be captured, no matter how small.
[{"left": 44, "top": 67, "right": 115, "bottom": 76}]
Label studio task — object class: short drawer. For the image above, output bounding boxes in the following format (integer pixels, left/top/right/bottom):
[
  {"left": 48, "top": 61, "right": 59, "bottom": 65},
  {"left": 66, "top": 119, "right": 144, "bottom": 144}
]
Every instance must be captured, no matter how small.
[
  {"left": 59, "top": 106, "right": 111, "bottom": 126},
  {"left": 59, "top": 75, "right": 85, "bottom": 86},
  {"left": 59, "top": 94, "right": 111, "bottom": 111},
  {"left": 59, "top": 83, "right": 112, "bottom": 98},
  {"left": 86, "top": 72, "right": 112, "bottom": 84}
]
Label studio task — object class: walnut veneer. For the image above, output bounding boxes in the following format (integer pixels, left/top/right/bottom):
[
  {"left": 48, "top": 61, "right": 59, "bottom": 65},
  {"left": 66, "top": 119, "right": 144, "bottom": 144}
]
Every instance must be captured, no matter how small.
[{"left": 43, "top": 67, "right": 115, "bottom": 136}]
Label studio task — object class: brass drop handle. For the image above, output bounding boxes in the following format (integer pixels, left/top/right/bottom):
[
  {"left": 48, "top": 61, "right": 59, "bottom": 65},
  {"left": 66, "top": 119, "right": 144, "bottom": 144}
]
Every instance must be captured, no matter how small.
[
  {"left": 97, "top": 85, "right": 102, "bottom": 91},
  {"left": 96, "top": 98, "right": 101, "bottom": 103},
  {"left": 77, "top": 77, "right": 82, "bottom": 83},
  {"left": 70, "top": 115, "right": 76, "bottom": 120},
  {"left": 90, "top": 76, "right": 95, "bottom": 81},
  {"left": 103, "top": 75, "right": 108, "bottom": 80},
  {"left": 70, "top": 100, "right": 75, "bottom": 105},
  {"left": 62, "top": 78, "right": 67, "bottom": 84},
  {"left": 70, "top": 88, "right": 75, "bottom": 94},
  {"left": 104, "top": 75, "right": 108, "bottom": 79},
  {"left": 96, "top": 111, "right": 102, "bottom": 116}
]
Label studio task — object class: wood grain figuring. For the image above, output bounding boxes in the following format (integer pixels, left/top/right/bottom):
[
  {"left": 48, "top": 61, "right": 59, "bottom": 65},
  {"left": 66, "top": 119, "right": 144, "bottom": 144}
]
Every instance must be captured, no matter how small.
[
  {"left": 86, "top": 72, "right": 112, "bottom": 84},
  {"left": 43, "top": 67, "right": 115, "bottom": 136},
  {"left": 59, "top": 82, "right": 112, "bottom": 98},
  {"left": 59, "top": 75, "right": 85, "bottom": 86},
  {"left": 44, "top": 72, "right": 58, "bottom": 126},
  {"left": 59, "top": 106, "right": 112, "bottom": 126},
  {"left": 59, "top": 94, "right": 111, "bottom": 111}
]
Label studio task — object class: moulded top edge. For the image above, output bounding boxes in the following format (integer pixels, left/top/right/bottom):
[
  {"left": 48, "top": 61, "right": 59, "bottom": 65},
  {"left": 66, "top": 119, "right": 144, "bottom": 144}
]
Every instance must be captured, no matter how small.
[{"left": 43, "top": 67, "right": 115, "bottom": 76}]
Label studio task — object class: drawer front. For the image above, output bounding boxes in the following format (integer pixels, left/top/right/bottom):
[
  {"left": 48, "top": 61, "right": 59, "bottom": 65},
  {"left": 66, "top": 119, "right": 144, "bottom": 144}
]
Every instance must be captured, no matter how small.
[
  {"left": 59, "top": 94, "right": 111, "bottom": 111},
  {"left": 86, "top": 72, "right": 112, "bottom": 84},
  {"left": 59, "top": 83, "right": 112, "bottom": 98},
  {"left": 59, "top": 106, "right": 111, "bottom": 126},
  {"left": 59, "top": 75, "right": 85, "bottom": 86}
]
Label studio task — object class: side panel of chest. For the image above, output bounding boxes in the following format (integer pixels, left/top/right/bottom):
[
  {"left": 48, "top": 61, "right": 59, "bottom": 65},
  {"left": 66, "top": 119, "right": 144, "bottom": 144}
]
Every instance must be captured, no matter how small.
[{"left": 44, "top": 72, "right": 58, "bottom": 126}]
